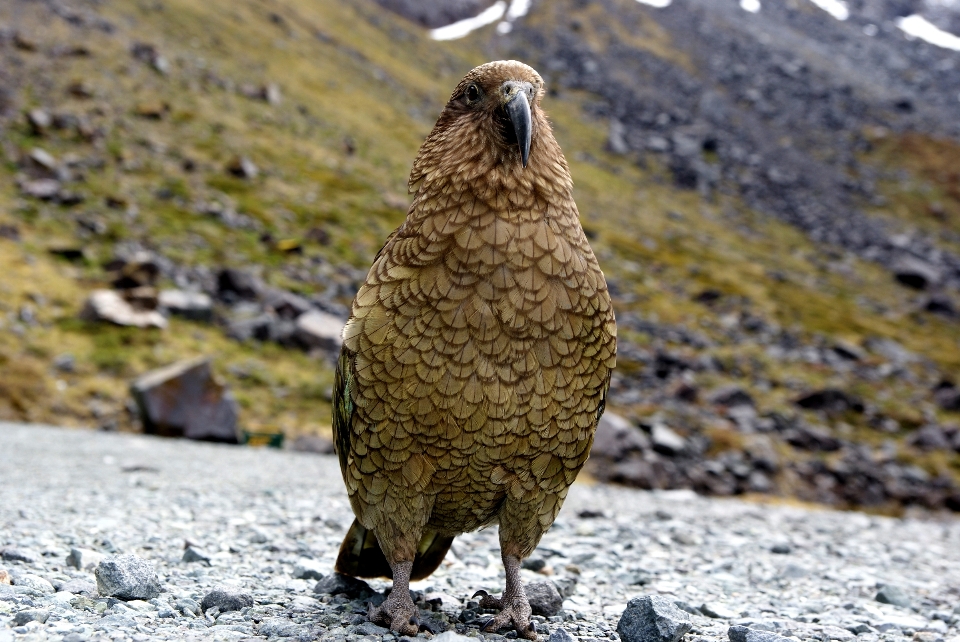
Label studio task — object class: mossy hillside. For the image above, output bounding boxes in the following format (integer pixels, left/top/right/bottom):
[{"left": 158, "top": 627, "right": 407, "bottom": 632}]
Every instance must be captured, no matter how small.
[{"left": 0, "top": 0, "right": 957, "bottom": 486}]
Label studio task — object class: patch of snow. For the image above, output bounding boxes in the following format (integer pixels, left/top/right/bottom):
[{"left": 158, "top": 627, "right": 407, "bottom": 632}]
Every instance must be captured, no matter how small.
[
  {"left": 506, "top": 0, "right": 531, "bottom": 20},
  {"left": 897, "top": 14, "right": 960, "bottom": 51},
  {"left": 808, "top": 0, "right": 849, "bottom": 21},
  {"left": 495, "top": 0, "right": 531, "bottom": 35},
  {"left": 429, "top": 1, "right": 507, "bottom": 41},
  {"left": 863, "top": 23, "right": 878, "bottom": 36},
  {"left": 741, "top": 0, "right": 761, "bottom": 12},
  {"left": 636, "top": 0, "right": 672, "bottom": 8}
]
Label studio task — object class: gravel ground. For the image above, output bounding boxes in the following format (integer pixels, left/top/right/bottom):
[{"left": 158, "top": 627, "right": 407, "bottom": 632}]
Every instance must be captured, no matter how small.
[{"left": 1, "top": 422, "right": 959, "bottom": 642}]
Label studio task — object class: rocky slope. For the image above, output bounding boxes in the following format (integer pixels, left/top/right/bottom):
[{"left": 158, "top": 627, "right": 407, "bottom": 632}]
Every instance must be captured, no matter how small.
[{"left": 0, "top": 0, "right": 959, "bottom": 513}]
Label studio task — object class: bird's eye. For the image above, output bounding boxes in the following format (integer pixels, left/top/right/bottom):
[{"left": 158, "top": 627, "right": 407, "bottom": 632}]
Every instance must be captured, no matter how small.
[{"left": 464, "top": 83, "right": 482, "bottom": 105}]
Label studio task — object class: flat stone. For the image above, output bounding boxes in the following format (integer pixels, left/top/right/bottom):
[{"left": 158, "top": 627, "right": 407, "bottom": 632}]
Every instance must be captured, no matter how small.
[
  {"left": 294, "top": 309, "right": 344, "bottom": 352},
  {"left": 729, "top": 625, "right": 791, "bottom": 642},
  {"left": 701, "top": 603, "right": 740, "bottom": 619},
  {"left": 14, "top": 574, "right": 54, "bottom": 594},
  {"left": 548, "top": 629, "right": 577, "bottom": 642},
  {"left": 12, "top": 609, "right": 50, "bottom": 626},
  {"left": 875, "top": 584, "right": 912, "bottom": 608},
  {"left": 651, "top": 424, "right": 687, "bottom": 455},
  {"left": 822, "top": 625, "right": 856, "bottom": 641},
  {"left": 19, "top": 178, "right": 62, "bottom": 200},
  {"left": 1, "top": 547, "right": 40, "bottom": 564},
  {"left": 80, "top": 289, "right": 167, "bottom": 329},
  {"left": 617, "top": 595, "right": 692, "bottom": 642},
  {"left": 591, "top": 412, "right": 650, "bottom": 460},
  {"left": 527, "top": 581, "right": 563, "bottom": 616},
  {"left": 67, "top": 547, "right": 105, "bottom": 571},
  {"left": 313, "top": 572, "right": 374, "bottom": 599},
  {"left": 94, "top": 613, "right": 138, "bottom": 629},
  {"left": 708, "top": 386, "right": 755, "bottom": 408},
  {"left": 258, "top": 617, "right": 302, "bottom": 637},
  {"left": 158, "top": 289, "right": 213, "bottom": 322},
  {"left": 130, "top": 356, "right": 240, "bottom": 443},
  {"left": 59, "top": 578, "right": 98, "bottom": 597},
  {"left": 95, "top": 554, "right": 161, "bottom": 600},
  {"left": 201, "top": 586, "right": 254, "bottom": 613},
  {"left": 432, "top": 632, "right": 475, "bottom": 642},
  {"left": 292, "top": 558, "right": 325, "bottom": 581},
  {"left": 182, "top": 546, "right": 212, "bottom": 565}
]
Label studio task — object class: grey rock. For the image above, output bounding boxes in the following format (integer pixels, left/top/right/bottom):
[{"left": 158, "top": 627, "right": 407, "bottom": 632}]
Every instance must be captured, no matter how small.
[
  {"left": 14, "top": 573, "right": 55, "bottom": 594},
  {"left": 356, "top": 621, "right": 391, "bottom": 635},
  {"left": 95, "top": 554, "right": 161, "bottom": 600},
  {"left": 548, "top": 629, "right": 576, "bottom": 642},
  {"left": 258, "top": 616, "right": 302, "bottom": 637},
  {"left": 58, "top": 578, "right": 98, "bottom": 597},
  {"left": 651, "top": 424, "right": 687, "bottom": 456},
  {"left": 526, "top": 581, "right": 563, "bottom": 617},
  {"left": 770, "top": 544, "right": 792, "bottom": 555},
  {"left": 700, "top": 603, "right": 739, "bottom": 619},
  {"left": 0, "top": 547, "right": 40, "bottom": 564},
  {"left": 200, "top": 586, "right": 254, "bottom": 613},
  {"left": 845, "top": 624, "right": 873, "bottom": 635},
  {"left": 226, "top": 156, "right": 258, "bottom": 179},
  {"left": 94, "top": 613, "right": 138, "bottom": 629},
  {"left": 292, "top": 558, "right": 325, "bottom": 581},
  {"left": 893, "top": 257, "right": 941, "bottom": 290},
  {"left": 19, "top": 178, "right": 61, "bottom": 200},
  {"left": 27, "top": 108, "right": 52, "bottom": 134},
  {"left": 176, "top": 597, "right": 201, "bottom": 616},
  {"left": 182, "top": 546, "right": 212, "bottom": 565},
  {"left": 591, "top": 412, "right": 650, "bottom": 460},
  {"left": 158, "top": 289, "right": 213, "bottom": 322},
  {"left": 729, "top": 625, "right": 791, "bottom": 642},
  {"left": 130, "top": 356, "right": 240, "bottom": 443},
  {"left": 617, "top": 595, "right": 692, "bottom": 642},
  {"left": 708, "top": 386, "right": 755, "bottom": 408},
  {"left": 294, "top": 309, "right": 344, "bottom": 352},
  {"left": 12, "top": 609, "right": 50, "bottom": 626},
  {"left": 432, "top": 632, "right": 476, "bottom": 642},
  {"left": 67, "top": 547, "right": 105, "bottom": 571},
  {"left": 80, "top": 289, "right": 167, "bottom": 329},
  {"left": 875, "top": 584, "right": 912, "bottom": 608},
  {"left": 313, "top": 572, "right": 374, "bottom": 598},
  {"left": 552, "top": 576, "right": 577, "bottom": 599}
]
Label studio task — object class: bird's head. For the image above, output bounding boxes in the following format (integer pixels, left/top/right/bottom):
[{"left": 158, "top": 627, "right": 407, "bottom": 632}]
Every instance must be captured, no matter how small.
[{"left": 410, "top": 60, "right": 559, "bottom": 192}]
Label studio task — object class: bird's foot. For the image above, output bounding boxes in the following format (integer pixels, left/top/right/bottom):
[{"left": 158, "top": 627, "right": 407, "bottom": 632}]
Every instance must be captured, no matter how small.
[
  {"left": 472, "top": 590, "right": 537, "bottom": 640},
  {"left": 368, "top": 592, "right": 419, "bottom": 636}
]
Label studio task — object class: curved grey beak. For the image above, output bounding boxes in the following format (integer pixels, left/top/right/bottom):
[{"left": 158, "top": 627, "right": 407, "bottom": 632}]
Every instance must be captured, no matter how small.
[{"left": 504, "top": 88, "right": 532, "bottom": 169}]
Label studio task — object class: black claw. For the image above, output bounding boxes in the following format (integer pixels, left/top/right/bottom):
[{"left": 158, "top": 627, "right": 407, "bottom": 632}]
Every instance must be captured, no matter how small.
[
  {"left": 481, "top": 618, "right": 498, "bottom": 632},
  {"left": 472, "top": 590, "right": 489, "bottom": 599},
  {"left": 528, "top": 621, "right": 537, "bottom": 632},
  {"left": 410, "top": 616, "right": 419, "bottom": 626}
]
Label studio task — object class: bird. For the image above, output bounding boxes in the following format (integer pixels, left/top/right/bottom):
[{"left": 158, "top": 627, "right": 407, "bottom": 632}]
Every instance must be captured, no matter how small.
[{"left": 332, "top": 60, "right": 616, "bottom": 640}]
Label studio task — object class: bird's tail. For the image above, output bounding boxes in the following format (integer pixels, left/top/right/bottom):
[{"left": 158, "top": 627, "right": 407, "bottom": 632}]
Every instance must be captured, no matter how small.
[{"left": 335, "top": 518, "right": 454, "bottom": 581}]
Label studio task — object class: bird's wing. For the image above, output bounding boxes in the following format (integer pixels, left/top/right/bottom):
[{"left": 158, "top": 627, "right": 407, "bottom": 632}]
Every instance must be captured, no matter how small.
[{"left": 332, "top": 344, "right": 355, "bottom": 476}]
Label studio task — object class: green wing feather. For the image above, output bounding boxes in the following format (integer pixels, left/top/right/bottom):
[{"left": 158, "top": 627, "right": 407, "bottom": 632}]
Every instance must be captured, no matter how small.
[{"left": 332, "top": 345, "right": 355, "bottom": 475}]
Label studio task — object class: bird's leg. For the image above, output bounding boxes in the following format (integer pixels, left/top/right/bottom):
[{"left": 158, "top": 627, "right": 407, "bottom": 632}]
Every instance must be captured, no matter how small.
[
  {"left": 368, "top": 560, "right": 419, "bottom": 636},
  {"left": 473, "top": 553, "right": 537, "bottom": 640}
]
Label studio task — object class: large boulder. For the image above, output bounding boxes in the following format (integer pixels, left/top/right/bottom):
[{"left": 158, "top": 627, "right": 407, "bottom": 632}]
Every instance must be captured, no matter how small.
[{"left": 130, "top": 356, "right": 240, "bottom": 443}]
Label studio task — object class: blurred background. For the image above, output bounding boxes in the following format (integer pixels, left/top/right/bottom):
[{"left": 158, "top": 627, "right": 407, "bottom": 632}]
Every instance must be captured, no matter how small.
[{"left": 1, "top": 0, "right": 960, "bottom": 515}]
